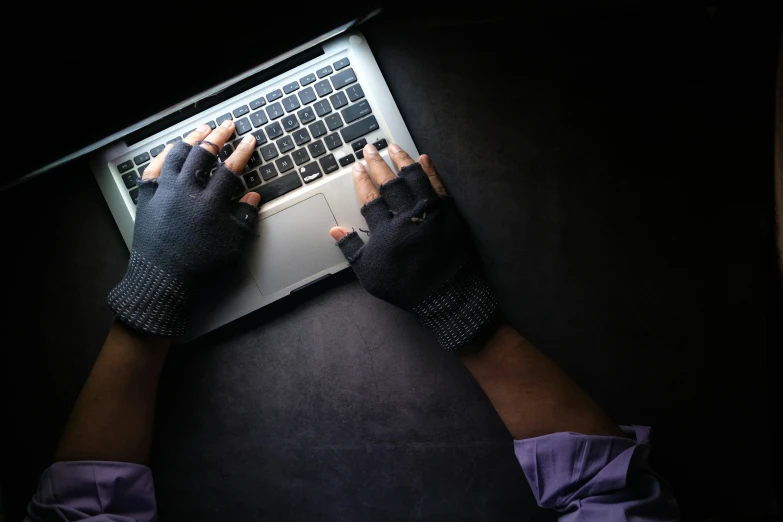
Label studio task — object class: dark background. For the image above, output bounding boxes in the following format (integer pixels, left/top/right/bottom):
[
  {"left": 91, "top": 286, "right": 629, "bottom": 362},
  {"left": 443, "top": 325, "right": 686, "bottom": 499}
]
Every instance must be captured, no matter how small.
[{"left": 2, "top": 4, "right": 781, "bottom": 521}]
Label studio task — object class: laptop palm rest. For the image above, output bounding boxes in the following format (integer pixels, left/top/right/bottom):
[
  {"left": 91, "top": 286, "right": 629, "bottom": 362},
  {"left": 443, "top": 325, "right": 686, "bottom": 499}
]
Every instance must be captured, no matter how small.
[{"left": 245, "top": 194, "right": 347, "bottom": 295}]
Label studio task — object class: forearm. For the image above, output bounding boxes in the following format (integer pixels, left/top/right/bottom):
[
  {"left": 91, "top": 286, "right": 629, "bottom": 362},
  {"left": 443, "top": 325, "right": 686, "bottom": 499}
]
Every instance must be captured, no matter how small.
[
  {"left": 460, "top": 322, "right": 622, "bottom": 440},
  {"left": 55, "top": 321, "right": 170, "bottom": 464}
]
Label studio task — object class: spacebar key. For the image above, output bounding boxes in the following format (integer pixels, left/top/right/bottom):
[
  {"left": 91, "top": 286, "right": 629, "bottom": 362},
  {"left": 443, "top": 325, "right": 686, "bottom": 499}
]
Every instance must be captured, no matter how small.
[
  {"left": 253, "top": 173, "right": 303, "bottom": 204},
  {"left": 339, "top": 115, "right": 379, "bottom": 143}
]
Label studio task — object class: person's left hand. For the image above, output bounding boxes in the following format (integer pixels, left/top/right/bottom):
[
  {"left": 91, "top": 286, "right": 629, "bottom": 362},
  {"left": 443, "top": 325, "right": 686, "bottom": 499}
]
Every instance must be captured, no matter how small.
[{"left": 107, "top": 121, "right": 260, "bottom": 337}]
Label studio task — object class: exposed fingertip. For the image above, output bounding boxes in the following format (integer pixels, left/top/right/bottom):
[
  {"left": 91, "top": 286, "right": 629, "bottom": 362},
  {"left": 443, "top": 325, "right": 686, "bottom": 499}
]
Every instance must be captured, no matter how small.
[
  {"left": 419, "top": 154, "right": 431, "bottom": 168},
  {"left": 329, "top": 226, "right": 351, "bottom": 241},
  {"left": 197, "top": 123, "right": 210, "bottom": 133},
  {"left": 352, "top": 161, "right": 366, "bottom": 173},
  {"left": 241, "top": 191, "right": 261, "bottom": 207},
  {"left": 221, "top": 119, "right": 234, "bottom": 128},
  {"left": 363, "top": 143, "right": 378, "bottom": 156},
  {"left": 389, "top": 143, "right": 401, "bottom": 154}
]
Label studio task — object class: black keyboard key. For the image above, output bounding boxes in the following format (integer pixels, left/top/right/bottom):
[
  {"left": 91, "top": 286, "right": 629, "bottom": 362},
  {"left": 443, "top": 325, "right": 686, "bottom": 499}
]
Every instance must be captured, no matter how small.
[
  {"left": 259, "top": 163, "right": 278, "bottom": 181},
  {"left": 308, "top": 120, "right": 327, "bottom": 138},
  {"left": 293, "top": 148, "right": 310, "bottom": 166},
  {"left": 265, "top": 121, "right": 283, "bottom": 139},
  {"left": 300, "top": 73, "right": 316, "bottom": 86},
  {"left": 166, "top": 137, "right": 182, "bottom": 145},
  {"left": 266, "top": 102, "right": 284, "bottom": 120},
  {"left": 183, "top": 128, "right": 196, "bottom": 138},
  {"left": 260, "top": 143, "right": 279, "bottom": 161},
  {"left": 138, "top": 164, "right": 148, "bottom": 178},
  {"left": 282, "top": 115, "right": 299, "bottom": 132},
  {"left": 355, "top": 149, "right": 364, "bottom": 159},
  {"left": 150, "top": 144, "right": 166, "bottom": 157},
  {"left": 233, "top": 105, "right": 249, "bottom": 118},
  {"left": 235, "top": 117, "right": 252, "bottom": 135},
  {"left": 329, "top": 91, "right": 348, "bottom": 109},
  {"left": 133, "top": 152, "right": 150, "bottom": 165},
  {"left": 325, "top": 113, "right": 343, "bottom": 131},
  {"left": 319, "top": 154, "right": 339, "bottom": 174},
  {"left": 251, "top": 129, "right": 267, "bottom": 145},
  {"left": 297, "top": 106, "right": 316, "bottom": 124},
  {"left": 130, "top": 189, "right": 139, "bottom": 204},
  {"left": 333, "top": 57, "right": 350, "bottom": 70},
  {"left": 313, "top": 99, "right": 331, "bottom": 117},
  {"left": 351, "top": 138, "right": 367, "bottom": 151},
  {"left": 314, "top": 79, "right": 333, "bottom": 98},
  {"left": 245, "top": 151, "right": 262, "bottom": 172},
  {"left": 253, "top": 172, "right": 302, "bottom": 204},
  {"left": 206, "top": 120, "right": 217, "bottom": 130},
  {"left": 121, "top": 170, "right": 138, "bottom": 188},
  {"left": 283, "top": 81, "right": 299, "bottom": 94},
  {"left": 117, "top": 160, "right": 134, "bottom": 173},
  {"left": 249, "top": 97, "right": 266, "bottom": 110},
  {"left": 324, "top": 133, "right": 342, "bottom": 150},
  {"left": 219, "top": 144, "right": 233, "bottom": 162},
  {"left": 266, "top": 89, "right": 283, "bottom": 102},
  {"left": 282, "top": 94, "right": 300, "bottom": 113},
  {"left": 250, "top": 111, "right": 268, "bottom": 128},
  {"left": 276, "top": 135, "right": 294, "bottom": 153},
  {"left": 216, "top": 113, "right": 232, "bottom": 125},
  {"left": 298, "top": 161, "right": 323, "bottom": 184},
  {"left": 341, "top": 100, "right": 372, "bottom": 123},
  {"left": 372, "top": 139, "right": 388, "bottom": 151},
  {"left": 307, "top": 140, "right": 326, "bottom": 157},
  {"left": 345, "top": 84, "right": 365, "bottom": 102},
  {"left": 340, "top": 115, "right": 379, "bottom": 143},
  {"left": 338, "top": 154, "right": 355, "bottom": 167},
  {"left": 243, "top": 170, "right": 261, "bottom": 188},
  {"left": 275, "top": 155, "right": 294, "bottom": 172},
  {"left": 330, "top": 67, "right": 357, "bottom": 89},
  {"left": 317, "top": 65, "right": 333, "bottom": 78},
  {"left": 292, "top": 128, "right": 311, "bottom": 146},
  {"left": 298, "top": 87, "right": 316, "bottom": 105}
]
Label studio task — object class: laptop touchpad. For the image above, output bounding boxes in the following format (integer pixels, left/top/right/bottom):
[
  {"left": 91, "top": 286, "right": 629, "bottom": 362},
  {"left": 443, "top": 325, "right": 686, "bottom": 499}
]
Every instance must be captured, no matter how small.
[{"left": 245, "top": 194, "right": 347, "bottom": 296}]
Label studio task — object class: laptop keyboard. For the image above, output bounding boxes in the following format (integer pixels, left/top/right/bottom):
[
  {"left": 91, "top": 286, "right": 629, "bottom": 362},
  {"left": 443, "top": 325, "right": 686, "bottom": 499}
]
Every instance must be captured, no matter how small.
[{"left": 118, "top": 57, "right": 387, "bottom": 207}]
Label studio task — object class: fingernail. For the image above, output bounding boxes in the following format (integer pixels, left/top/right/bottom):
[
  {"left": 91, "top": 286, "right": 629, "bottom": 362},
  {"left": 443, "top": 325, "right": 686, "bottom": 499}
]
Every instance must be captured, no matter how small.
[
  {"left": 221, "top": 119, "right": 233, "bottom": 128},
  {"left": 363, "top": 143, "right": 377, "bottom": 155},
  {"left": 420, "top": 155, "right": 431, "bottom": 168},
  {"left": 197, "top": 123, "right": 210, "bottom": 132},
  {"left": 331, "top": 228, "right": 349, "bottom": 240},
  {"left": 389, "top": 143, "right": 401, "bottom": 154},
  {"left": 352, "top": 161, "right": 365, "bottom": 172},
  {"left": 242, "top": 134, "right": 255, "bottom": 144}
]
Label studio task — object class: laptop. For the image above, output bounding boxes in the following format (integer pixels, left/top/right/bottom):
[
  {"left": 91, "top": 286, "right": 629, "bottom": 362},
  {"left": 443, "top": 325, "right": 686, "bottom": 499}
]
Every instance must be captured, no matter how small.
[{"left": 73, "top": 19, "right": 418, "bottom": 338}]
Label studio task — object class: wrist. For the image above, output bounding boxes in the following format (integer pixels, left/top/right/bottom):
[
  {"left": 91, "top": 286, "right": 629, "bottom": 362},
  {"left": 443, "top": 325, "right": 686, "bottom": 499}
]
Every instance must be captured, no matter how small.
[
  {"left": 108, "top": 249, "right": 193, "bottom": 337},
  {"left": 411, "top": 269, "right": 498, "bottom": 350},
  {"left": 111, "top": 320, "right": 173, "bottom": 353}
]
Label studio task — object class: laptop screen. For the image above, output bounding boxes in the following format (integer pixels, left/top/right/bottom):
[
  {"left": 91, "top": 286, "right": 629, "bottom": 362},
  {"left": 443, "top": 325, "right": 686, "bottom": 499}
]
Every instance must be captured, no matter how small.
[{"left": 6, "top": 6, "right": 379, "bottom": 189}]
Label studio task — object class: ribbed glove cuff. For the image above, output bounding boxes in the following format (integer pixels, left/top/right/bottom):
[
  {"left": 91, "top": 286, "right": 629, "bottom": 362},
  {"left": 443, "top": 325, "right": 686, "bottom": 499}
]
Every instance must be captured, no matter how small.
[
  {"left": 107, "top": 250, "right": 192, "bottom": 337},
  {"left": 411, "top": 270, "right": 497, "bottom": 350}
]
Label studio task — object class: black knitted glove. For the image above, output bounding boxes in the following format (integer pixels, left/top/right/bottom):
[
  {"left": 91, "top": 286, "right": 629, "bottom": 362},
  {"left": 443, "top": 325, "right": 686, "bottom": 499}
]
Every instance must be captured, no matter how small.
[
  {"left": 108, "top": 142, "right": 258, "bottom": 336},
  {"left": 336, "top": 163, "right": 497, "bottom": 350}
]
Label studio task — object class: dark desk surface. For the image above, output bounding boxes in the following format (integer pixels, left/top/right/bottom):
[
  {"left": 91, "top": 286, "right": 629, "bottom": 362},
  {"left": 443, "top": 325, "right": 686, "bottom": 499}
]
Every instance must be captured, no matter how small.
[{"left": 2, "top": 8, "right": 779, "bottom": 521}]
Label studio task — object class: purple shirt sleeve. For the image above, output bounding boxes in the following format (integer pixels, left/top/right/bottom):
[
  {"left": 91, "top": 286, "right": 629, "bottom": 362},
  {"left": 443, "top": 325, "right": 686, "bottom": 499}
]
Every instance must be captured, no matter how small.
[
  {"left": 24, "top": 461, "right": 157, "bottom": 522},
  {"left": 514, "top": 425, "right": 679, "bottom": 521}
]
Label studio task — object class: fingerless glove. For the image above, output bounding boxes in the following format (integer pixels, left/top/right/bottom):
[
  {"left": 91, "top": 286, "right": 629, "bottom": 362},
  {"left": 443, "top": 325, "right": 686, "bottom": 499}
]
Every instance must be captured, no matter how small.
[
  {"left": 108, "top": 142, "right": 258, "bottom": 336},
  {"left": 336, "top": 163, "right": 497, "bottom": 350}
]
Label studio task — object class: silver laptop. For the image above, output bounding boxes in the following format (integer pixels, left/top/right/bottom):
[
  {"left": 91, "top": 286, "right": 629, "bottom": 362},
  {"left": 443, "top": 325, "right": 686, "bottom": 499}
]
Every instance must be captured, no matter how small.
[{"left": 90, "top": 28, "right": 418, "bottom": 339}]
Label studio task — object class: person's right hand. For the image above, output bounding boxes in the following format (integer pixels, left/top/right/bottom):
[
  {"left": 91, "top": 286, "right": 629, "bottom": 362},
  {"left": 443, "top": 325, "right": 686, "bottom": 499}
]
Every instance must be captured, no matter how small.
[{"left": 329, "top": 143, "right": 497, "bottom": 350}]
